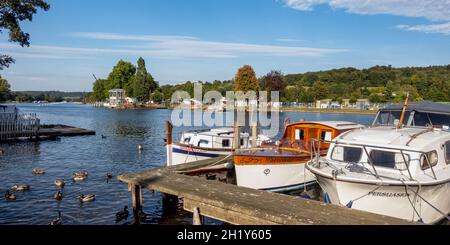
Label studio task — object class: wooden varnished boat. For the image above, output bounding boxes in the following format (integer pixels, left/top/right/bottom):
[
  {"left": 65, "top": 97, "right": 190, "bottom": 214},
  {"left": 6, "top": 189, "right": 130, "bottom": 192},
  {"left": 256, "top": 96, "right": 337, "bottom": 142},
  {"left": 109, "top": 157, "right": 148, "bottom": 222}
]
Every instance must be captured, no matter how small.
[{"left": 234, "top": 121, "right": 364, "bottom": 192}]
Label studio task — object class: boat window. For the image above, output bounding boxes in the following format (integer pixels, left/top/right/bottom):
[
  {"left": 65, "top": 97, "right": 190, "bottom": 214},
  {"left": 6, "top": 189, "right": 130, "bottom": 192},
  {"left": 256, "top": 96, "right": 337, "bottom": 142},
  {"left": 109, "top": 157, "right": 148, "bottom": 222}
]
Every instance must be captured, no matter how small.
[
  {"left": 428, "top": 113, "right": 450, "bottom": 127},
  {"left": 331, "top": 146, "right": 362, "bottom": 162},
  {"left": 183, "top": 137, "right": 191, "bottom": 144},
  {"left": 240, "top": 139, "right": 244, "bottom": 146},
  {"left": 198, "top": 140, "right": 209, "bottom": 147},
  {"left": 374, "top": 110, "right": 410, "bottom": 126},
  {"left": 321, "top": 131, "right": 332, "bottom": 141},
  {"left": 446, "top": 142, "right": 450, "bottom": 165},
  {"left": 295, "top": 129, "right": 304, "bottom": 140},
  {"left": 369, "top": 150, "right": 394, "bottom": 168},
  {"left": 411, "top": 112, "right": 431, "bottom": 127},
  {"left": 222, "top": 139, "right": 230, "bottom": 147},
  {"left": 421, "top": 151, "right": 438, "bottom": 170},
  {"left": 369, "top": 150, "right": 410, "bottom": 169}
]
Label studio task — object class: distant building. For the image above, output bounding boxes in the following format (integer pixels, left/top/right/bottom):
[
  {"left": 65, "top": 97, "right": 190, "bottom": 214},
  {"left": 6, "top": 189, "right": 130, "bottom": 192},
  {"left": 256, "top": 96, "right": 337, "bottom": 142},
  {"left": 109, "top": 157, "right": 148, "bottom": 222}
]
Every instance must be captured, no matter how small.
[
  {"left": 316, "top": 99, "right": 332, "bottom": 109},
  {"left": 105, "top": 89, "right": 125, "bottom": 108}
]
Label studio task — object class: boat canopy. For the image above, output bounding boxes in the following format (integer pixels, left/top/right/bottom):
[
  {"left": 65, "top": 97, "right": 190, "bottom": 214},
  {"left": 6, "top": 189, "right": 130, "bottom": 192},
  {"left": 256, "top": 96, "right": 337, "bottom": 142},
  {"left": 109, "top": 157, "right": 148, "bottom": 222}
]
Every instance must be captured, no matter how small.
[{"left": 373, "top": 101, "right": 450, "bottom": 128}]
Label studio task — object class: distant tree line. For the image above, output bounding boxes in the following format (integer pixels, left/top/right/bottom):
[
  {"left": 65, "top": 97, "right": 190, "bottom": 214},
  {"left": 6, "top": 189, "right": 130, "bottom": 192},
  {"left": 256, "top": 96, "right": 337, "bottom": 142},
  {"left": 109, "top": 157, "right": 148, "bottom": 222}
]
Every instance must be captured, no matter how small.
[
  {"left": 123, "top": 64, "right": 449, "bottom": 104},
  {"left": 0, "top": 78, "right": 88, "bottom": 102}
]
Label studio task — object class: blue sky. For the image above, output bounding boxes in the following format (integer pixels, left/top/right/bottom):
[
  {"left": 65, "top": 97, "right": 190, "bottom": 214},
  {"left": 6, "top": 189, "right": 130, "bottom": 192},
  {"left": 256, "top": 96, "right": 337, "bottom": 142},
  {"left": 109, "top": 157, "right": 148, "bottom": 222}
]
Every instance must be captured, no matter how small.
[{"left": 1, "top": 0, "right": 449, "bottom": 91}]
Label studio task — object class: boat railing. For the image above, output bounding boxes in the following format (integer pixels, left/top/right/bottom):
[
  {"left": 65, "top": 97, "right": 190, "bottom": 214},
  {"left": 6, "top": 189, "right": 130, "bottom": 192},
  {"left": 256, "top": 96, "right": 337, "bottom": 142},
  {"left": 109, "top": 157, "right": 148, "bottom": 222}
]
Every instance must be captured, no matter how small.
[{"left": 310, "top": 138, "right": 437, "bottom": 180}]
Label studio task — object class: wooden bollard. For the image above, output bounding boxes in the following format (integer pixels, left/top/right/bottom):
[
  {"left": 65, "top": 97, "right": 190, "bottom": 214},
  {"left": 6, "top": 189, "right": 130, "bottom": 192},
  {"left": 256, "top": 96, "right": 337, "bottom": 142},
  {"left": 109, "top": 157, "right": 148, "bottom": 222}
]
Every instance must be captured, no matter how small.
[
  {"left": 193, "top": 207, "right": 203, "bottom": 225},
  {"left": 131, "top": 184, "right": 143, "bottom": 224},
  {"left": 251, "top": 122, "right": 257, "bottom": 148},
  {"left": 233, "top": 123, "right": 240, "bottom": 150}
]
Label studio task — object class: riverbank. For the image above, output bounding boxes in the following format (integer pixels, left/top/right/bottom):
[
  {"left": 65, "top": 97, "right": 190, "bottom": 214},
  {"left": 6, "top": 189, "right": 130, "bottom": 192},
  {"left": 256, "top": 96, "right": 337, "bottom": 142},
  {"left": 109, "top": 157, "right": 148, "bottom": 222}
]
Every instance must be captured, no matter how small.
[{"left": 278, "top": 107, "right": 377, "bottom": 115}]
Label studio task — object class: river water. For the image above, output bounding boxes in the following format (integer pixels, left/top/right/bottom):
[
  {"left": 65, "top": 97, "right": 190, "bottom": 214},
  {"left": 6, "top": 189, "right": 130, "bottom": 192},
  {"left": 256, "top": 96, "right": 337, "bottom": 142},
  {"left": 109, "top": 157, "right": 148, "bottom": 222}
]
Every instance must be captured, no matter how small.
[{"left": 0, "top": 103, "right": 374, "bottom": 225}]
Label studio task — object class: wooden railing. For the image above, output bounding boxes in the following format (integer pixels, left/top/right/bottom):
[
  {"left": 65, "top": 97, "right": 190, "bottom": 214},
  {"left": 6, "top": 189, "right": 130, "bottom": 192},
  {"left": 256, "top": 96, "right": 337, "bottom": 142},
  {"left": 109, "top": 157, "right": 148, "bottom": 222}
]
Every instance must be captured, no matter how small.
[{"left": 0, "top": 113, "right": 40, "bottom": 141}]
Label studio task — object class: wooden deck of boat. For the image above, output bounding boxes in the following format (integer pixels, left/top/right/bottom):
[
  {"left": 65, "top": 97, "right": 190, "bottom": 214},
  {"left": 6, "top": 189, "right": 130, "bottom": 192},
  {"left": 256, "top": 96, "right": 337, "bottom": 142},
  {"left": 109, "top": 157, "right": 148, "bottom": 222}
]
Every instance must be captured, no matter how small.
[{"left": 118, "top": 156, "right": 413, "bottom": 225}]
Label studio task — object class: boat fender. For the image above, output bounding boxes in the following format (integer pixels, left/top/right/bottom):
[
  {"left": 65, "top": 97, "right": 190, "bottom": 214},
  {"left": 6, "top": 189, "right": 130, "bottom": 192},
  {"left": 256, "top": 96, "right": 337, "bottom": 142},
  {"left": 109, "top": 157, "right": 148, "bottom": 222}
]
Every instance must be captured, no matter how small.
[
  {"left": 299, "top": 191, "right": 311, "bottom": 200},
  {"left": 224, "top": 162, "right": 234, "bottom": 170},
  {"left": 346, "top": 200, "right": 353, "bottom": 208},
  {"left": 323, "top": 193, "right": 332, "bottom": 204}
]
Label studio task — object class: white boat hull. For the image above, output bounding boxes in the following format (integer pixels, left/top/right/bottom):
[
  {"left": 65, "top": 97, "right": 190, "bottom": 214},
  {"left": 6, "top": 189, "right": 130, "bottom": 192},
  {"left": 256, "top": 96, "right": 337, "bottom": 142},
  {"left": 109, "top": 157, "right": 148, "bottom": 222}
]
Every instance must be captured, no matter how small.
[
  {"left": 235, "top": 163, "right": 316, "bottom": 192},
  {"left": 316, "top": 176, "right": 450, "bottom": 224},
  {"left": 170, "top": 144, "right": 230, "bottom": 166}
]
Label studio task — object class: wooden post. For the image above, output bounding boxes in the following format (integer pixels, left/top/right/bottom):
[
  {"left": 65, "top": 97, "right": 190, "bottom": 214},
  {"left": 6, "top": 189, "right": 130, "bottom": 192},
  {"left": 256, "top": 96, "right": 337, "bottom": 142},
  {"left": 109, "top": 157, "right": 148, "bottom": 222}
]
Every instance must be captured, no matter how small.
[
  {"left": 193, "top": 207, "right": 203, "bottom": 225},
  {"left": 131, "top": 184, "right": 142, "bottom": 224},
  {"left": 233, "top": 123, "right": 240, "bottom": 150},
  {"left": 166, "top": 121, "right": 173, "bottom": 145},
  {"left": 251, "top": 122, "right": 257, "bottom": 148},
  {"left": 166, "top": 121, "right": 173, "bottom": 166}
]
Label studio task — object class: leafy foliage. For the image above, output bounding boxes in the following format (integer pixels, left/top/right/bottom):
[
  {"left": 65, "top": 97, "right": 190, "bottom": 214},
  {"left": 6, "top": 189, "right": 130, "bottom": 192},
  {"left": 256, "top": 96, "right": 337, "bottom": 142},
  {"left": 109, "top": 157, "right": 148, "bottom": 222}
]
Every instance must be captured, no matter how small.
[
  {"left": 0, "top": 0, "right": 50, "bottom": 70},
  {"left": 234, "top": 65, "right": 259, "bottom": 92}
]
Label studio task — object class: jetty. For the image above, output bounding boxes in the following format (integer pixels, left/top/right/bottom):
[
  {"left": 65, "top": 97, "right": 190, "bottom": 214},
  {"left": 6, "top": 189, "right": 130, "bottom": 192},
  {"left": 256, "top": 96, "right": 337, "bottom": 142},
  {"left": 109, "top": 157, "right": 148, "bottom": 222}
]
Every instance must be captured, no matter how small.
[
  {"left": 0, "top": 105, "right": 95, "bottom": 142},
  {"left": 118, "top": 156, "right": 413, "bottom": 225}
]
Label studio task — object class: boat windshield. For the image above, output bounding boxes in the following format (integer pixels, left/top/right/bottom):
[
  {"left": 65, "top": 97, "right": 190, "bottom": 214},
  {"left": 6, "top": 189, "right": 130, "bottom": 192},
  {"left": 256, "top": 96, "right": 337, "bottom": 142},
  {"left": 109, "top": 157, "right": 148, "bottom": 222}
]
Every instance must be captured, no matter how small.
[{"left": 373, "top": 110, "right": 450, "bottom": 127}]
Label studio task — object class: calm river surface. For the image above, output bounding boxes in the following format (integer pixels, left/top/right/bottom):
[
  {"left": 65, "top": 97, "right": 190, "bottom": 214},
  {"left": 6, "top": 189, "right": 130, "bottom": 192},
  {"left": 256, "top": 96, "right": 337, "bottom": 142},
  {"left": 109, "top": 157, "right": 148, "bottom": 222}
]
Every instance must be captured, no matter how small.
[{"left": 0, "top": 103, "right": 374, "bottom": 225}]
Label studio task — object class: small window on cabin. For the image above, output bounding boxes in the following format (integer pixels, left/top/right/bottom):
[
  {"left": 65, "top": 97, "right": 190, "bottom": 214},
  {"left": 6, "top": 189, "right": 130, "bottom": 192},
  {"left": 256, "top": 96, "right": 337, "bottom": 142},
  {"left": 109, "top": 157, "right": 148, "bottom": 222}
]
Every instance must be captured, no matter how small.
[
  {"left": 240, "top": 139, "right": 244, "bottom": 146},
  {"left": 321, "top": 131, "right": 332, "bottom": 141},
  {"left": 198, "top": 140, "right": 209, "bottom": 147},
  {"left": 295, "top": 129, "right": 304, "bottom": 140},
  {"left": 183, "top": 137, "right": 191, "bottom": 144},
  {"left": 331, "top": 146, "right": 362, "bottom": 162},
  {"left": 222, "top": 139, "right": 230, "bottom": 147},
  {"left": 445, "top": 141, "right": 450, "bottom": 165},
  {"left": 370, "top": 150, "right": 394, "bottom": 168}
]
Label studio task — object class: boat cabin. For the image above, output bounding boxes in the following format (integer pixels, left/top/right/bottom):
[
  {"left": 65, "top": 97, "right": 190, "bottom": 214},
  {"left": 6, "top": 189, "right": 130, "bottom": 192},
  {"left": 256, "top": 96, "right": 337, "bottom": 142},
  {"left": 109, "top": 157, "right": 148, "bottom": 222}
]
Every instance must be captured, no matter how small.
[
  {"left": 373, "top": 101, "right": 450, "bottom": 128},
  {"left": 279, "top": 121, "right": 364, "bottom": 151},
  {"left": 180, "top": 128, "right": 250, "bottom": 149}
]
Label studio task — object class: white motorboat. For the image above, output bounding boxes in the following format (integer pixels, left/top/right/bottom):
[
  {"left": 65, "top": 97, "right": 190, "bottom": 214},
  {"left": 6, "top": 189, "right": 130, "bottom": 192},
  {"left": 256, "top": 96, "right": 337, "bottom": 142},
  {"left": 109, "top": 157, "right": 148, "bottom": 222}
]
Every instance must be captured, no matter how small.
[
  {"left": 306, "top": 100, "right": 450, "bottom": 224},
  {"left": 166, "top": 127, "right": 269, "bottom": 166}
]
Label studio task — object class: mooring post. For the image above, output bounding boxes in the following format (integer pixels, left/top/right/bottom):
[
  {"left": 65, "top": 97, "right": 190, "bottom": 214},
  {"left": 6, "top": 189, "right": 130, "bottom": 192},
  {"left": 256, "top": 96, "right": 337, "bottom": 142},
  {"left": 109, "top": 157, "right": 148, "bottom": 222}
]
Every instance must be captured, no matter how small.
[
  {"left": 193, "top": 207, "right": 203, "bottom": 225},
  {"left": 251, "top": 122, "right": 257, "bottom": 148},
  {"left": 233, "top": 123, "right": 240, "bottom": 150},
  {"left": 166, "top": 121, "right": 173, "bottom": 167},
  {"left": 131, "top": 184, "right": 143, "bottom": 224}
]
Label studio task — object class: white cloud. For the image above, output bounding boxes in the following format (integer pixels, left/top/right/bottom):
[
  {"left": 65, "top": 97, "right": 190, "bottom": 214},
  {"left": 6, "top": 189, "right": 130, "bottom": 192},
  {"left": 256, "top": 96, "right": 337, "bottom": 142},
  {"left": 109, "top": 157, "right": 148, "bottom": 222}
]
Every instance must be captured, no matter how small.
[
  {"left": 397, "top": 22, "right": 450, "bottom": 35},
  {"left": 283, "top": 0, "right": 450, "bottom": 21},
  {"left": 283, "top": 0, "right": 450, "bottom": 36},
  {"left": 0, "top": 33, "right": 347, "bottom": 60},
  {"left": 277, "top": 38, "right": 305, "bottom": 42}
]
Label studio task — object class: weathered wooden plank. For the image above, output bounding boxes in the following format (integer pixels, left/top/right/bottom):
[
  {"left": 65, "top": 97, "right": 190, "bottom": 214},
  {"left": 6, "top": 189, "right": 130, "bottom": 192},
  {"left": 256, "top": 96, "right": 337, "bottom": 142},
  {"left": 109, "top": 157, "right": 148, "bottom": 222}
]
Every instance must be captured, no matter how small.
[
  {"left": 184, "top": 198, "right": 278, "bottom": 225},
  {"left": 118, "top": 164, "right": 413, "bottom": 225}
]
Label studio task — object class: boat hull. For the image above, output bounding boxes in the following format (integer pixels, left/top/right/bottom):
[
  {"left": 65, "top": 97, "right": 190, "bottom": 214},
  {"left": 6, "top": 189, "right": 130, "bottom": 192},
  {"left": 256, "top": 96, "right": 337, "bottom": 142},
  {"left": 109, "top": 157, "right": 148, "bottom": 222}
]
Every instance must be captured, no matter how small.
[
  {"left": 234, "top": 154, "right": 315, "bottom": 192},
  {"left": 316, "top": 176, "right": 450, "bottom": 224},
  {"left": 170, "top": 144, "right": 230, "bottom": 166}
]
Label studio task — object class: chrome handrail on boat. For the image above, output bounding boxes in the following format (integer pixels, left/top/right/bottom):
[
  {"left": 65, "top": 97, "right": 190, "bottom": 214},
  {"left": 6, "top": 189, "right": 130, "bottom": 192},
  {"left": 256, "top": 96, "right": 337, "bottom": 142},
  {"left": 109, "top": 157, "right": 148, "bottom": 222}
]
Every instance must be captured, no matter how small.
[{"left": 309, "top": 138, "right": 438, "bottom": 180}]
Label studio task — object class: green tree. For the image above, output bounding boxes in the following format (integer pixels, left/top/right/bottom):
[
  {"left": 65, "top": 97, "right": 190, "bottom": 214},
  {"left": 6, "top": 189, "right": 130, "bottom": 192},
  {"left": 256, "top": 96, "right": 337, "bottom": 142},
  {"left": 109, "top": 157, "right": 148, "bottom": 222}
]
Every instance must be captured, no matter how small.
[
  {"left": 310, "top": 80, "right": 328, "bottom": 101},
  {"left": 233, "top": 65, "right": 259, "bottom": 92},
  {"left": 107, "top": 60, "right": 136, "bottom": 95},
  {"left": 0, "top": 0, "right": 50, "bottom": 70},
  {"left": 150, "top": 90, "right": 163, "bottom": 103},
  {"left": 92, "top": 78, "right": 108, "bottom": 101},
  {"left": 0, "top": 76, "right": 11, "bottom": 101},
  {"left": 261, "top": 70, "right": 286, "bottom": 100},
  {"left": 131, "top": 57, "right": 158, "bottom": 101}
]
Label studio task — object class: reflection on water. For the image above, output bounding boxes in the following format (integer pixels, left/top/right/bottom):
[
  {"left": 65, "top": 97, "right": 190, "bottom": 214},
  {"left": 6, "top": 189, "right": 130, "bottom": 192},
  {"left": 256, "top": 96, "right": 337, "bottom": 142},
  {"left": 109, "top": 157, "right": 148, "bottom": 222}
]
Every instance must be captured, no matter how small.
[{"left": 0, "top": 103, "right": 375, "bottom": 224}]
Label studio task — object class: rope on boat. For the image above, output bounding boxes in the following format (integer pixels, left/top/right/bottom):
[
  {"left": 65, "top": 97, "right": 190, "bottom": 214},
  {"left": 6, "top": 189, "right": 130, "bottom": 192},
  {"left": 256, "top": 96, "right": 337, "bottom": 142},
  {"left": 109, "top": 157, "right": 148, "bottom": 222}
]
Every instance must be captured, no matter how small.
[
  {"left": 175, "top": 154, "right": 233, "bottom": 174},
  {"left": 400, "top": 180, "right": 450, "bottom": 222}
]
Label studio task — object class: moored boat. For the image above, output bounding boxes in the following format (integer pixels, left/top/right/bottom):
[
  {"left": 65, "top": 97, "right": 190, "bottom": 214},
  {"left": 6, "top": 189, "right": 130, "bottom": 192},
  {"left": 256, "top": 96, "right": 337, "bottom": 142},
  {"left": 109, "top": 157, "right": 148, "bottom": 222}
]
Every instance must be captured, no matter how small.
[
  {"left": 234, "top": 121, "right": 364, "bottom": 192},
  {"left": 306, "top": 101, "right": 450, "bottom": 223},
  {"left": 167, "top": 127, "right": 270, "bottom": 166}
]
